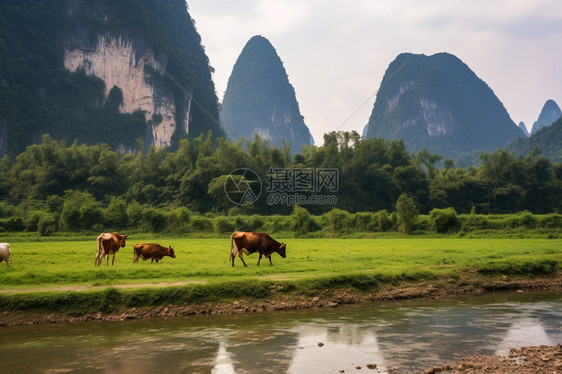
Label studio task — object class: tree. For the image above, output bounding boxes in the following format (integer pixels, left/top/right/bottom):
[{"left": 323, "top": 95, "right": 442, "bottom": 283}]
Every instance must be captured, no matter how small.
[{"left": 396, "top": 193, "right": 418, "bottom": 234}]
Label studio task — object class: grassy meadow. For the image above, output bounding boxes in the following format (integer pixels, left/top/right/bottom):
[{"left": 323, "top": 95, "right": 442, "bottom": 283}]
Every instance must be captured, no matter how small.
[{"left": 0, "top": 235, "right": 559, "bottom": 314}]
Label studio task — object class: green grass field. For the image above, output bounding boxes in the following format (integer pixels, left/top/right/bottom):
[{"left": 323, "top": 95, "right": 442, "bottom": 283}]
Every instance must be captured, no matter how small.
[{"left": 1, "top": 237, "right": 560, "bottom": 291}]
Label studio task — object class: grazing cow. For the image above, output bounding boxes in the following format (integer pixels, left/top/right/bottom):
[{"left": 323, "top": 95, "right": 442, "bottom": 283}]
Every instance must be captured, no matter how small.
[
  {"left": 230, "top": 231, "right": 286, "bottom": 267},
  {"left": 0, "top": 243, "right": 11, "bottom": 267},
  {"left": 95, "top": 233, "right": 128, "bottom": 266},
  {"left": 133, "top": 243, "right": 176, "bottom": 264}
]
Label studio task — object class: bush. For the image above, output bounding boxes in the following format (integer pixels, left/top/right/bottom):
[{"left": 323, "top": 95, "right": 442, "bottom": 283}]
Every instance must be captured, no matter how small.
[
  {"left": 518, "top": 211, "right": 537, "bottom": 228},
  {"left": 140, "top": 207, "right": 167, "bottom": 232},
  {"left": 375, "top": 210, "right": 392, "bottom": 231},
  {"left": 396, "top": 194, "right": 418, "bottom": 235},
  {"left": 325, "top": 208, "right": 352, "bottom": 233},
  {"left": 430, "top": 207, "right": 460, "bottom": 233},
  {"left": 291, "top": 205, "right": 314, "bottom": 235},
  {"left": 37, "top": 213, "right": 57, "bottom": 236},
  {"left": 104, "top": 197, "right": 128, "bottom": 228},
  {"left": 247, "top": 215, "right": 265, "bottom": 231},
  {"left": 354, "top": 212, "right": 375, "bottom": 232},
  {"left": 215, "top": 217, "right": 235, "bottom": 233},
  {"left": 167, "top": 207, "right": 191, "bottom": 233},
  {"left": 190, "top": 216, "right": 213, "bottom": 232}
]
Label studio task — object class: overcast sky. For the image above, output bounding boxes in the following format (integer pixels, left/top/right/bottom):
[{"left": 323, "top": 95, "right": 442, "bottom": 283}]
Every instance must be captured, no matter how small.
[{"left": 187, "top": 0, "right": 562, "bottom": 145}]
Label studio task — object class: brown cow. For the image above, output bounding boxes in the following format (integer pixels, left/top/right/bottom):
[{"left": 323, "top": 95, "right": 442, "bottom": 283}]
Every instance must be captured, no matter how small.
[
  {"left": 95, "top": 232, "right": 128, "bottom": 266},
  {"left": 133, "top": 243, "right": 176, "bottom": 264},
  {"left": 230, "top": 231, "right": 286, "bottom": 267}
]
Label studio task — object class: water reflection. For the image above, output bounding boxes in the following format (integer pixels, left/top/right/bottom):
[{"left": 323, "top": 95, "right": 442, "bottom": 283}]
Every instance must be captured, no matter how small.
[{"left": 0, "top": 291, "right": 560, "bottom": 373}]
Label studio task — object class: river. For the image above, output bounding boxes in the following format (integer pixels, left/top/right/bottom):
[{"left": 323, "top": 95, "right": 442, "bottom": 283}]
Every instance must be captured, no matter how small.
[{"left": 1, "top": 291, "right": 560, "bottom": 373}]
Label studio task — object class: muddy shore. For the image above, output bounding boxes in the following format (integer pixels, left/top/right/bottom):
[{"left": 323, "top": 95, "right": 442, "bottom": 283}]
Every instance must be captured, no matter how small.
[
  {"left": 1, "top": 276, "right": 560, "bottom": 327},
  {"left": 424, "top": 344, "right": 561, "bottom": 374}
]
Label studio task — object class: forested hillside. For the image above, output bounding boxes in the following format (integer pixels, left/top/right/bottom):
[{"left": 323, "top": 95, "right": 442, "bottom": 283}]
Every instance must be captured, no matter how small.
[
  {"left": 0, "top": 0, "right": 223, "bottom": 156},
  {"left": 0, "top": 132, "right": 559, "bottom": 234},
  {"left": 509, "top": 117, "right": 562, "bottom": 163}
]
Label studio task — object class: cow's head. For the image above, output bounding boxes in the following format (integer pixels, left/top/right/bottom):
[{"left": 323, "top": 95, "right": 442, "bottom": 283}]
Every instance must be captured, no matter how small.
[
  {"left": 168, "top": 246, "right": 176, "bottom": 258},
  {"left": 118, "top": 234, "right": 129, "bottom": 247},
  {"left": 278, "top": 243, "right": 287, "bottom": 258}
]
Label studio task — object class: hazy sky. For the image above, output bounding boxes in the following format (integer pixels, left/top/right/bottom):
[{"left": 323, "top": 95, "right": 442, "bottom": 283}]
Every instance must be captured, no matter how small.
[{"left": 187, "top": 0, "right": 562, "bottom": 144}]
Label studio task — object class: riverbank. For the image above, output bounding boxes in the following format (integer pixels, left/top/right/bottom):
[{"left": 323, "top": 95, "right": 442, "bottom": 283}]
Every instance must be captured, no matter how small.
[
  {"left": 1, "top": 274, "right": 560, "bottom": 327},
  {"left": 424, "top": 344, "right": 562, "bottom": 373}
]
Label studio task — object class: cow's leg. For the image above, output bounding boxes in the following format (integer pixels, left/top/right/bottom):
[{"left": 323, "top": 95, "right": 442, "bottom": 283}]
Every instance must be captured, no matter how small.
[
  {"left": 268, "top": 256, "right": 273, "bottom": 266},
  {"left": 112, "top": 253, "right": 116, "bottom": 265},
  {"left": 257, "top": 253, "right": 262, "bottom": 266},
  {"left": 238, "top": 252, "right": 248, "bottom": 267},
  {"left": 133, "top": 252, "right": 138, "bottom": 263},
  {"left": 151, "top": 258, "right": 154, "bottom": 264},
  {"left": 231, "top": 252, "right": 236, "bottom": 267}
]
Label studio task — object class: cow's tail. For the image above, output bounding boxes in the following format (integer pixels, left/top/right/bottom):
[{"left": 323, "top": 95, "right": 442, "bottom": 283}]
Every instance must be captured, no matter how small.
[
  {"left": 230, "top": 234, "right": 239, "bottom": 266},
  {"left": 95, "top": 234, "right": 104, "bottom": 266}
]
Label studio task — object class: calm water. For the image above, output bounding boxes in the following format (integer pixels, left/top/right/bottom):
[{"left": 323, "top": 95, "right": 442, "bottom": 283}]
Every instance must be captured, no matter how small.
[{"left": 0, "top": 291, "right": 560, "bottom": 373}]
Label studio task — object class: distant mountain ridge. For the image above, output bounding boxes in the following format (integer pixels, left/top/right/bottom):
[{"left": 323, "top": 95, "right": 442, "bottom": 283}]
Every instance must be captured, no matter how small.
[
  {"left": 220, "top": 35, "right": 313, "bottom": 152},
  {"left": 509, "top": 116, "right": 562, "bottom": 163},
  {"left": 531, "top": 99, "right": 561, "bottom": 134},
  {"left": 364, "top": 52, "right": 524, "bottom": 161}
]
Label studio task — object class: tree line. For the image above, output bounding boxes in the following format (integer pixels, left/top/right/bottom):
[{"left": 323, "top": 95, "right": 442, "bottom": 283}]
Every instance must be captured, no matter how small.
[{"left": 0, "top": 131, "right": 560, "bottom": 234}]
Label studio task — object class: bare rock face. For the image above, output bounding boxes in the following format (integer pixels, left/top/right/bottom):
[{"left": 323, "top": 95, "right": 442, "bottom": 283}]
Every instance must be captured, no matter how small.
[{"left": 64, "top": 35, "right": 189, "bottom": 147}]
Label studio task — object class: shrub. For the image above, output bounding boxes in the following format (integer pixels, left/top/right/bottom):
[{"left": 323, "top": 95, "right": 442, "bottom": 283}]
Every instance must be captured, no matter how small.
[
  {"left": 430, "top": 207, "right": 460, "bottom": 233},
  {"left": 375, "top": 210, "right": 392, "bottom": 231},
  {"left": 247, "top": 215, "right": 265, "bottom": 231},
  {"left": 291, "top": 205, "right": 314, "bottom": 235},
  {"left": 396, "top": 194, "right": 418, "bottom": 235},
  {"left": 354, "top": 212, "right": 375, "bottom": 231},
  {"left": 37, "top": 213, "right": 57, "bottom": 236},
  {"left": 190, "top": 216, "right": 213, "bottom": 232},
  {"left": 104, "top": 197, "right": 128, "bottom": 228},
  {"left": 325, "top": 208, "right": 352, "bottom": 233},
  {"left": 518, "top": 211, "right": 537, "bottom": 228},
  {"left": 140, "top": 207, "right": 167, "bottom": 232},
  {"left": 215, "top": 217, "right": 235, "bottom": 233}
]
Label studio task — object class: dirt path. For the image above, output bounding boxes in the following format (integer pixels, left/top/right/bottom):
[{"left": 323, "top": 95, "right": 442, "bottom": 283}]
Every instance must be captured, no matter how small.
[{"left": 0, "top": 280, "right": 207, "bottom": 294}]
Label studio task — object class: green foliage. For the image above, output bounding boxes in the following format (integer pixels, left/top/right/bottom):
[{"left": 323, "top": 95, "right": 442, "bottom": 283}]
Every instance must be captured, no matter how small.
[
  {"left": 324, "top": 208, "right": 353, "bottom": 233},
  {"left": 291, "top": 205, "right": 317, "bottom": 235},
  {"left": 430, "top": 207, "right": 460, "bottom": 233},
  {"left": 396, "top": 194, "right": 418, "bottom": 234}
]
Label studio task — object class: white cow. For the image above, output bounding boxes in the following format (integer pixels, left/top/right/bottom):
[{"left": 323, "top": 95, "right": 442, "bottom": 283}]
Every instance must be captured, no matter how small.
[{"left": 0, "top": 243, "right": 11, "bottom": 267}]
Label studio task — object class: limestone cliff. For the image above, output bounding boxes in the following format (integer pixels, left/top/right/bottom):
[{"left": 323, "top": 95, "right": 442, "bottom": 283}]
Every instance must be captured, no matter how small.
[
  {"left": 64, "top": 35, "right": 189, "bottom": 147},
  {"left": 0, "top": 0, "right": 222, "bottom": 155}
]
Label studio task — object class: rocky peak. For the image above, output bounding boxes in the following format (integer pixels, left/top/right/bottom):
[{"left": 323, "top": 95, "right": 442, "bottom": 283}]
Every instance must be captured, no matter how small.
[
  {"left": 220, "top": 35, "right": 313, "bottom": 152},
  {"left": 531, "top": 99, "right": 561, "bottom": 134}
]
